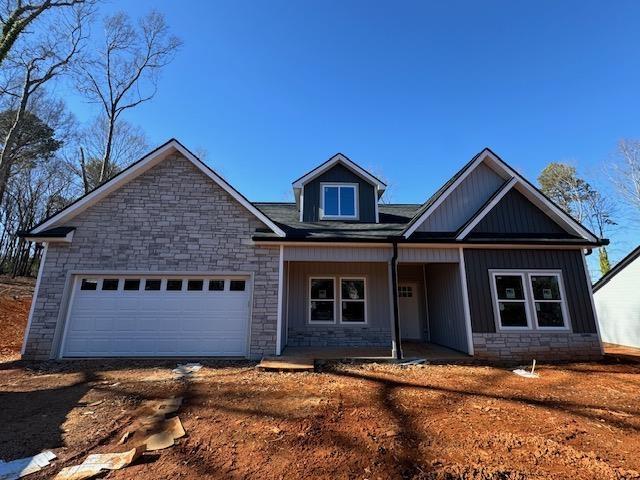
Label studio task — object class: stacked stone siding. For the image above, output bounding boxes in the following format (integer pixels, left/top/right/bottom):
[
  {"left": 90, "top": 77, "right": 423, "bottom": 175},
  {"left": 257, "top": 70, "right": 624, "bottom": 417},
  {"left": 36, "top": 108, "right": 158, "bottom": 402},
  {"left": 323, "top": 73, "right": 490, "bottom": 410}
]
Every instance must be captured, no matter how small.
[
  {"left": 287, "top": 325, "right": 391, "bottom": 347},
  {"left": 473, "top": 332, "right": 602, "bottom": 363},
  {"left": 23, "top": 153, "right": 280, "bottom": 360}
]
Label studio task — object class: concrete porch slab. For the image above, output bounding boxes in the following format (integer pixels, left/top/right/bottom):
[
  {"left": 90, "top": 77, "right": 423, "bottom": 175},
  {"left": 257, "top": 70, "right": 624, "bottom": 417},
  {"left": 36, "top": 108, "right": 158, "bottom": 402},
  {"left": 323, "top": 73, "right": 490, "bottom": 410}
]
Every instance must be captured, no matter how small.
[{"left": 280, "top": 341, "right": 471, "bottom": 364}]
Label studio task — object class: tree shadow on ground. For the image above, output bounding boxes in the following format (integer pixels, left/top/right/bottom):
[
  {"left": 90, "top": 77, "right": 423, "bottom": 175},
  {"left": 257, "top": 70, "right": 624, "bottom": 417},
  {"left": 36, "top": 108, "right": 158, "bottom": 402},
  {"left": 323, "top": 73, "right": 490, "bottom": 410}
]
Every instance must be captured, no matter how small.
[{"left": 0, "top": 372, "right": 97, "bottom": 460}]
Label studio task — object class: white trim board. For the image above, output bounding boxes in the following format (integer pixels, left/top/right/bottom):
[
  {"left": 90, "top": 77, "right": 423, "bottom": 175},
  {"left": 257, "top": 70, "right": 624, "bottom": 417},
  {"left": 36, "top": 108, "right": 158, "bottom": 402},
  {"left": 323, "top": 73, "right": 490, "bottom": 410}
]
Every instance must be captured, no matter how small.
[
  {"left": 292, "top": 153, "right": 387, "bottom": 192},
  {"left": 31, "top": 139, "right": 286, "bottom": 237},
  {"left": 403, "top": 148, "right": 599, "bottom": 243},
  {"left": 456, "top": 177, "right": 518, "bottom": 240}
]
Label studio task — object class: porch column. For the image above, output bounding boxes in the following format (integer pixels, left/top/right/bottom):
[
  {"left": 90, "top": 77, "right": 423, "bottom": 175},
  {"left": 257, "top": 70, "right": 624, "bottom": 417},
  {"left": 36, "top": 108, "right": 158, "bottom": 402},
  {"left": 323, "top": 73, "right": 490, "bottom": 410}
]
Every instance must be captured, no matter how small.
[{"left": 275, "top": 245, "right": 284, "bottom": 355}]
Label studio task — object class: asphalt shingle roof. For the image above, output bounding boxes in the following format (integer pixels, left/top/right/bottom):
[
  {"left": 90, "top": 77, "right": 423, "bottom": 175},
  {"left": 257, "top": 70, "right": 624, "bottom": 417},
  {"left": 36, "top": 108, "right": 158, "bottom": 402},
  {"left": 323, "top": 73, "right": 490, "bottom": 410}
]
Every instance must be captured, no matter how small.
[{"left": 253, "top": 203, "right": 421, "bottom": 240}]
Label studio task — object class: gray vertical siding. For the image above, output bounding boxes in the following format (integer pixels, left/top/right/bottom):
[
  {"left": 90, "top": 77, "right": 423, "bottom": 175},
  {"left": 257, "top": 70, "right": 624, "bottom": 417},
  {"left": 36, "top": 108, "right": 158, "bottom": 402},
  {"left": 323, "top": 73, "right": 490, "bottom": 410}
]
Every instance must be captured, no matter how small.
[
  {"left": 471, "top": 189, "right": 568, "bottom": 236},
  {"left": 302, "top": 163, "right": 376, "bottom": 222},
  {"left": 284, "top": 246, "right": 391, "bottom": 262},
  {"left": 417, "top": 163, "right": 506, "bottom": 232},
  {"left": 464, "top": 249, "right": 597, "bottom": 334},
  {"left": 397, "top": 247, "right": 459, "bottom": 263},
  {"left": 424, "top": 263, "right": 469, "bottom": 353},
  {"left": 285, "top": 262, "right": 391, "bottom": 346}
]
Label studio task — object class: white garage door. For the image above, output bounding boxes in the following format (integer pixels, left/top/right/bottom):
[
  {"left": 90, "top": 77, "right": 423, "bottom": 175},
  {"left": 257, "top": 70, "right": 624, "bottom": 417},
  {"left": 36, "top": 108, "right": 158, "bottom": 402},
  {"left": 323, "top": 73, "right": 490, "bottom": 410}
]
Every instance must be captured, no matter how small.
[{"left": 61, "top": 275, "right": 251, "bottom": 357}]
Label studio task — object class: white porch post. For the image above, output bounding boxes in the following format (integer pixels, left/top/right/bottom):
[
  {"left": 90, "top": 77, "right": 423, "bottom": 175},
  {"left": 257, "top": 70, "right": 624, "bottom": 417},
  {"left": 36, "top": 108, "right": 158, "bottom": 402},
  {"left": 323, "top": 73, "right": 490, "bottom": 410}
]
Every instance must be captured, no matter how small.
[
  {"left": 458, "top": 247, "right": 475, "bottom": 356},
  {"left": 275, "top": 245, "right": 284, "bottom": 355},
  {"left": 388, "top": 260, "right": 399, "bottom": 358}
]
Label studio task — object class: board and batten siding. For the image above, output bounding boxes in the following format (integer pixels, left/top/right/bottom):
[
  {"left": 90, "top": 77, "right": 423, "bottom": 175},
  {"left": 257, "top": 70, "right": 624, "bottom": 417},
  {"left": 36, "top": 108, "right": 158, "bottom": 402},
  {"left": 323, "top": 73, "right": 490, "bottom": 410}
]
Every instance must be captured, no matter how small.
[
  {"left": 285, "top": 261, "right": 391, "bottom": 347},
  {"left": 463, "top": 249, "right": 597, "bottom": 334},
  {"left": 417, "top": 162, "right": 506, "bottom": 232},
  {"left": 302, "top": 163, "right": 376, "bottom": 222},
  {"left": 594, "top": 253, "right": 640, "bottom": 349},
  {"left": 424, "top": 263, "right": 469, "bottom": 353},
  {"left": 471, "top": 189, "right": 569, "bottom": 236}
]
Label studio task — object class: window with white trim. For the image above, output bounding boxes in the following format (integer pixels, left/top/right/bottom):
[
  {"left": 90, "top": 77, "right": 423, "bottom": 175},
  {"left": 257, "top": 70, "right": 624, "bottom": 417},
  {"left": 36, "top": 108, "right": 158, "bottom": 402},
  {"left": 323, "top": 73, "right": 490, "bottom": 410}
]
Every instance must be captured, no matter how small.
[
  {"left": 309, "top": 278, "right": 335, "bottom": 323},
  {"left": 530, "top": 274, "right": 566, "bottom": 328},
  {"left": 321, "top": 183, "right": 358, "bottom": 219},
  {"left": 490, "top": 270, "right": 569, "bottom": 331},
  {"left": 340, "top": 278, "right": 366, "bottom": 323}
]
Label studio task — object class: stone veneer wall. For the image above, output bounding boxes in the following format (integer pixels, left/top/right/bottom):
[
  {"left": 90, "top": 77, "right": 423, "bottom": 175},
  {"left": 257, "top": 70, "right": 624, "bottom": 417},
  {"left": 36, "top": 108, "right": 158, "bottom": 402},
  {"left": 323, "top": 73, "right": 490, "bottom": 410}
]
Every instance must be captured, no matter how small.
[
  {"left": 23, "top": 153, "right": 280, "bottom": 360},
  {"left": 287, "top": 325, "right": 391, "bottom": 347},
  {"left": 473, "top": 332, "right": 602, "bottom": 363}
]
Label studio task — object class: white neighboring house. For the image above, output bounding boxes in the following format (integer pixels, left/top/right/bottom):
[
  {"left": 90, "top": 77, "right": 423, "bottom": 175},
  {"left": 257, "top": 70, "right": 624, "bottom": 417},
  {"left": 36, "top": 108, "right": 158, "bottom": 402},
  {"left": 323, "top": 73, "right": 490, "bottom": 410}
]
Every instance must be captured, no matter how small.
[{"left": 593, "top": 245, "right": 640, "bottom": 349}]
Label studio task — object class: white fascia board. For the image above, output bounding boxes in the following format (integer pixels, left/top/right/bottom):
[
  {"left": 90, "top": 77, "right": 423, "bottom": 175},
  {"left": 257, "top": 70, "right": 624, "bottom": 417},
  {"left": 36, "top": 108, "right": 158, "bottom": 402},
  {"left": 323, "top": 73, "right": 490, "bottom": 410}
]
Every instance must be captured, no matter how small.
[
  {"left": 292, "top": 154, "right": 387, "bottom": 192},
  {"left": 24, "top": 230, "right": 75, "bottom": 243},
  {"left": 31, "top": 139, "right": 286, "bottom": 238},
  {"left": 480, "top": 150, "right": 597, "bottom": 242},
  {"left": 456, "top": 177, "right": 518, "bottom": 240}
]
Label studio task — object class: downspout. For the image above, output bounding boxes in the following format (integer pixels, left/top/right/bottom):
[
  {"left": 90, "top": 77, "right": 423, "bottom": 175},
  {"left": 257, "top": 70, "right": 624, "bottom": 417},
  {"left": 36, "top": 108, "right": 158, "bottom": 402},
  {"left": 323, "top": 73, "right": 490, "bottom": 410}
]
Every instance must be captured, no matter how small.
[{"left": 390, "top": 240, "right": 402, "bottom": 360}]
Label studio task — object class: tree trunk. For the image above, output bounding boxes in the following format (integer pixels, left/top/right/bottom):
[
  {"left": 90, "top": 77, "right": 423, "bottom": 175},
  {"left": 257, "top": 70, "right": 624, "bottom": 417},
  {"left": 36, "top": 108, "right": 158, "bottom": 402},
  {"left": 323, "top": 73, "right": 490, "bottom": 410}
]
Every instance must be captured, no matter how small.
[
  {"left": 99, "top": 115, "right": 116, "bottom": 184},
  {"left": 79, "top": 147, "right": 90, "bottom": 193},
  {"left": 0, "top": 70, "right": 30, "bottom": 206}
]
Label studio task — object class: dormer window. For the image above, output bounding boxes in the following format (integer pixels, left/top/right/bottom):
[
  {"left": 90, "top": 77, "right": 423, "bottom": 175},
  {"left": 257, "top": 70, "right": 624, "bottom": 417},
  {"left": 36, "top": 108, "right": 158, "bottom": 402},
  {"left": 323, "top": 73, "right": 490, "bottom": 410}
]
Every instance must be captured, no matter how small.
[{"left": 320, "top": 183, "right": 358, "bottom": 220}]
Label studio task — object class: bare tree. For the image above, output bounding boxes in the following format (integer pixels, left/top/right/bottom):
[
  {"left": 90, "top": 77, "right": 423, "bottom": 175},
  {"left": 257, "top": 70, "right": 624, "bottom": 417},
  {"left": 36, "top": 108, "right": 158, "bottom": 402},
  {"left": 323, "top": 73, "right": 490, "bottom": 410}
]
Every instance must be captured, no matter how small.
[
  {"left": 76, "top": 10, "right": 180, "bottom": 185},
  {"left": 68, "top": 115, "right": 147, "bottom": 193},
  {"left": 0, "top": 1, "right": 90, "bottom": 205},
  {"left": 609, "top": 139, "right": 640, "bottom": 215},
  {"left": 0, "top": 0, "right": 90, "bottom": 66}
]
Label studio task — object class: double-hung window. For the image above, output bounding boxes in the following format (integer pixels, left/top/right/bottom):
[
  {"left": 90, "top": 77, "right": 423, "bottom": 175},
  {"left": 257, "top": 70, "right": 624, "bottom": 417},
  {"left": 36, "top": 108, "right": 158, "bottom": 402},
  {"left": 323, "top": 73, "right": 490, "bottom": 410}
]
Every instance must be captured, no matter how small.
[
  {"left": 490, "top": 270, "right": 570, "bottom": 331},
  {"left": 340, "top": 278, "right": 366, "bottom": 323},
  {"left": 309, "top": 277, "right": 367, "bottom": 324},
  {"left": 309, "top": 278, "right": 335, "bottom": 323},
  {"left": 321, "top": 183, "right": 358, "bottom": 219}
]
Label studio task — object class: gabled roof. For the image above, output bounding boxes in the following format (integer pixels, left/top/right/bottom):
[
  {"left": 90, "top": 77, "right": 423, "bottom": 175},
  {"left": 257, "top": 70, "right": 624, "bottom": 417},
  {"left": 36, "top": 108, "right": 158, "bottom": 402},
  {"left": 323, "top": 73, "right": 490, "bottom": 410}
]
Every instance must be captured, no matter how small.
[
  {"left": 292, "top": 153, "right": 387, "bottom": 194},
  {"left": 593, "top": 245, "right": 640, "bottom": 292},
  {"left": 402, "top": 148, "right": 600, "bottom": 243},
  {"left": 27, "top": 139, "right": 286, "bottom": 238}
]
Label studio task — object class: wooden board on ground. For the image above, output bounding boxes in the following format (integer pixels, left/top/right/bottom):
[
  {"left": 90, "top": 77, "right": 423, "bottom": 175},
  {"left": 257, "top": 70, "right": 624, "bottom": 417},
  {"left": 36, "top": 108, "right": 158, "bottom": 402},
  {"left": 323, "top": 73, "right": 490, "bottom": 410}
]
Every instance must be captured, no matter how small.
[{"left": 257, "top": 356, "right": 315, "bottom": 372}]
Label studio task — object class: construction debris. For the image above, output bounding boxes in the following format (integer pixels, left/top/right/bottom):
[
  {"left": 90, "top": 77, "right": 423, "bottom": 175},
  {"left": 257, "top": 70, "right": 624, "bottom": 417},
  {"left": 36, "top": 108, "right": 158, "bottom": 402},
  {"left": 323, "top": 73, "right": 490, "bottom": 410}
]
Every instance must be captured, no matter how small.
[
  {"left": 172, "top": 363, "right": 202, "bottom": 378},
  {"left": 53, "top": 446, "right": 145, "bottom": 480},
  {"left": 0, "top": 450, "right": 56, "bottom": 480},
  {"left": 513, "top": 359, "right": 539, "bottom": 378},
  {"left": 130, "top": 416, "right": 186, "bottom": 451}
]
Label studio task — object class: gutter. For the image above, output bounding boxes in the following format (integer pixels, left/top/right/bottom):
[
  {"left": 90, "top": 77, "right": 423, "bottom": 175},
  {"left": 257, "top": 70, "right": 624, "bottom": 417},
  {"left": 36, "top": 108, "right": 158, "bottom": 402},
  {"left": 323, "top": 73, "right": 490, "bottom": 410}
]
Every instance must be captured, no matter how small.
[{"left": 390, "top": 239, "right": 402, "bottom": 360}]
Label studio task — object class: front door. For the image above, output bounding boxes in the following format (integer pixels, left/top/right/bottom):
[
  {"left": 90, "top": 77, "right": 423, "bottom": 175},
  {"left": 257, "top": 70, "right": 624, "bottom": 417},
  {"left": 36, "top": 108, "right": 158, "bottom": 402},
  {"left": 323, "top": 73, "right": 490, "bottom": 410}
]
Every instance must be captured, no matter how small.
[{"left": 398, "top": 283, "right": 421, "bottom": 340}]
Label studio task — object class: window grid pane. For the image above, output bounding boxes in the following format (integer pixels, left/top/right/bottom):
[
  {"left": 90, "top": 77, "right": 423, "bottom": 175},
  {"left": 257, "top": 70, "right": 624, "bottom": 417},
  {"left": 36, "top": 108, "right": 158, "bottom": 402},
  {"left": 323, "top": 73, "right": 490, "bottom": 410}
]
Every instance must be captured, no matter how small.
[
  {"left": 339, "top": 186, "right": 355, "bottom": 216},
  {"left": 323, "top": 187, "right": 339, "bottom": 216}
]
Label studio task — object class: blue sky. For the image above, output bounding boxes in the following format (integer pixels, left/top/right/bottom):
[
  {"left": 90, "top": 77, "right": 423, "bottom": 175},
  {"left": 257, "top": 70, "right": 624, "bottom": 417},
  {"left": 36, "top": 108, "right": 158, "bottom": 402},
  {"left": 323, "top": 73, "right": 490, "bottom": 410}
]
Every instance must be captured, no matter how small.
[{"left": 61, "top": 0, "right": 640, "bottom": 267}]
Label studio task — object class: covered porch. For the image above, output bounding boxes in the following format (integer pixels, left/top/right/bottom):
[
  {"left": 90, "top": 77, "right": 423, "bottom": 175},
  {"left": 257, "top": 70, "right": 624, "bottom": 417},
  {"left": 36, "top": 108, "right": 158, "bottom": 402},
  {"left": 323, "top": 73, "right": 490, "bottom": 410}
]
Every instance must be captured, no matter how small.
[{"left": 278, "top": 245, "right": 474, "bottom": 360}]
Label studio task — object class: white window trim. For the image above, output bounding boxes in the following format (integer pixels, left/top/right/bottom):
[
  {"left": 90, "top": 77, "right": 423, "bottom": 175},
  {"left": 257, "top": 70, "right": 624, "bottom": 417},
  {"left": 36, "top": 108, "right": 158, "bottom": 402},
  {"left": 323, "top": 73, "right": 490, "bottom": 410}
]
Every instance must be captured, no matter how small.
[
  {"left": 320, "top": 183, "right": 359, "bottom": 220},
  {"left": 489, "top": 271, "right": 532, "bottom": 331},
  {"left": 339, "top": 276, "right": 367, "bottom": 324},
  {"left": 528, "top": 271, "right": 572, "bottom": 331},
  {"left": 308, "top": 276, "right": 337, "bottom": 324},
  {"left": 489, "top": 269, "right": 571, "bottom": 332}
]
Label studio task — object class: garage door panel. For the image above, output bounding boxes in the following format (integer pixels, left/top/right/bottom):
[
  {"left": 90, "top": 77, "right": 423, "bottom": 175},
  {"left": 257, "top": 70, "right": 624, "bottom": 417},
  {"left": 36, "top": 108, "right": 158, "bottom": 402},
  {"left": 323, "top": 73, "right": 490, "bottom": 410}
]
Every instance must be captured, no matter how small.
[{"left": 62, "top": 275, "right": 251, "bottom": 357}]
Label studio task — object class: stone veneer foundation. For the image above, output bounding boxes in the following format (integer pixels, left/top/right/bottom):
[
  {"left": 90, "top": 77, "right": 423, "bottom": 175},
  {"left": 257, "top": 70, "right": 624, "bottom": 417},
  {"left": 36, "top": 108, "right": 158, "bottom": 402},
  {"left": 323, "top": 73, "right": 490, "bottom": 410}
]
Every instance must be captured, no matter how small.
[{"left": 473, "top": 332, "right": 602, "bottom": 363}]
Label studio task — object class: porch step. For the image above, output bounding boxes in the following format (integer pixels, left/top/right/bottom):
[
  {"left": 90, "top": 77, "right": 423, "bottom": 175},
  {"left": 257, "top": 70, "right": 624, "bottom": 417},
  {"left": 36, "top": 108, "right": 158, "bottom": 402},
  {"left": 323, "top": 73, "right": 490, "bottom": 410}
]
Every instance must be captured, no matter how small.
[{"left": 257, "top": 356, "right": 316, "bottom": 372}]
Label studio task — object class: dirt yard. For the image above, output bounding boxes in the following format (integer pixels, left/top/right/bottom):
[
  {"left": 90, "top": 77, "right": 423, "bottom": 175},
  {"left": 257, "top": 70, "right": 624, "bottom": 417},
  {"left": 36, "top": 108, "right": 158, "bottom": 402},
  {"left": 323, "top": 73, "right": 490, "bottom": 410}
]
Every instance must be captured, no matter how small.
[
  {"left": 1, "top": 279, "right": 640, "bottom": 479},
  {"left": 0, "top": 275, "right": 34, "bottom": 361}
]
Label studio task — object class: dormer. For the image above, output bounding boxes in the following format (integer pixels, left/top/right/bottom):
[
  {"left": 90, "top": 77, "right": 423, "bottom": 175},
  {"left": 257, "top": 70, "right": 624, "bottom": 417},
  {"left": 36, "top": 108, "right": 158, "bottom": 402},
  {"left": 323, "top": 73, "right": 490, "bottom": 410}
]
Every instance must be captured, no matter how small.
[{"left": 292, "top": 154, "right": 387, "bottom": 223}]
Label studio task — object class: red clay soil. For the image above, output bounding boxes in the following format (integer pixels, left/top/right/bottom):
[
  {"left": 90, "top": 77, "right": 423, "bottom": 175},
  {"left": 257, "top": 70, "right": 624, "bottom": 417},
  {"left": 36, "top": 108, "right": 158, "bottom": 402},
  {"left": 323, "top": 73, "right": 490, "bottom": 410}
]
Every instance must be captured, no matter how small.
[
  {"left": 0, "top": 360, "right": 638, "bottom": 480},
  {"left": 1, "top": 282, "right": 640, "bottom": 479},
  {"left": 0, "top": 275, "right": 33, "bottom": 361}
]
